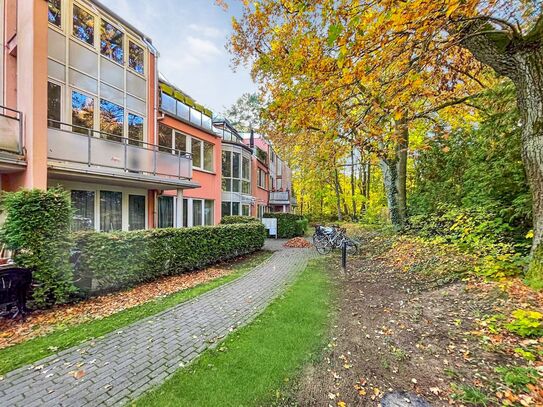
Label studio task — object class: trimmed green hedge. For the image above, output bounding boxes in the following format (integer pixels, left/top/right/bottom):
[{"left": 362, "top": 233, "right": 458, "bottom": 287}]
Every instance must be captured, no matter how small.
[
  {"left": 0, "top": 188, "right": 75, "bottom": 306},
  {"left": 74, "top": 223, "right": 266, "bottom": 294},
  {"left": 262, "top": 213, "right": 308, "bottom": 238},
  {"left": 220, "top": 215, "right": 261, "bottom": 224}
]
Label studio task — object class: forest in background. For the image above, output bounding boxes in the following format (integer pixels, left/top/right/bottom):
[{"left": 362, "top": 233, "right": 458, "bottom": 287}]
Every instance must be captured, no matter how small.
[{"left": 222, "top": 0, "right": 543, "bottom": 288}]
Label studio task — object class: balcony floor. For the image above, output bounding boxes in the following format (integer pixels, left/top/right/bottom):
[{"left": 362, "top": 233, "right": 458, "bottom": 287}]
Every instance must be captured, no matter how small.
[
  {"left": 48, "top": 160, "right": 200, "bottom": 190},
  {"left": 0, "top": 151, "right": 26, "bottom": 173}
]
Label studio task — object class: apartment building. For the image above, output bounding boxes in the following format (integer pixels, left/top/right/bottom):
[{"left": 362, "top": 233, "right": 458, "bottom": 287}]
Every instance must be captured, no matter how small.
[{"left": 0, "top": 0, "right": 294, "bottom": 231}]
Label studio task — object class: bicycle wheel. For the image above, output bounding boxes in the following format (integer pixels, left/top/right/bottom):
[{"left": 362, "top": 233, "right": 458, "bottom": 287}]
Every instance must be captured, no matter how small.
[
  {"left": 345, "top": 239, "right": 358, "bottom": 255},
  {"left": 314, "top": 237, "right": 332, "bottom": 254}
]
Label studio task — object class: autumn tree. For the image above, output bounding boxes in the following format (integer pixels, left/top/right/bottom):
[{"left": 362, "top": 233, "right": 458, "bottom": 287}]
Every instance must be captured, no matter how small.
[{"left": 223, "top": 92, "right": 263, "bottom": 132}]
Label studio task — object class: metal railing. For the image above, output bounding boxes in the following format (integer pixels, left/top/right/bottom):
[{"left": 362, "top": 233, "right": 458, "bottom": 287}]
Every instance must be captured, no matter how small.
[
  {"left": 0, "top": 106, "right": 23, "bottom": 155},
  {"left": 47, "top": 120, "right": 192, "bottom": 180}
]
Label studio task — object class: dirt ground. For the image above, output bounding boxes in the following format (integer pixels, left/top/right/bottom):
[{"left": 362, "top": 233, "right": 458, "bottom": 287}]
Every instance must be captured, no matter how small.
[{"left": 284, "top": 229, "right": 543, "bottom": 406}]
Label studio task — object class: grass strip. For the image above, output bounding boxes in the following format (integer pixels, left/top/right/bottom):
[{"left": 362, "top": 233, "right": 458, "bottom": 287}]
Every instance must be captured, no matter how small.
[
  {"left": 134, "top": 257, "right": 332, "bottom": 407},
  {"left": 0, "top": 251, "right": 273, "bottom": 375}
]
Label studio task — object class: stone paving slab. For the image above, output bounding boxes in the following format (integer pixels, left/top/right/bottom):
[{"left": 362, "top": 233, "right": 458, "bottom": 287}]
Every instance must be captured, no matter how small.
[{"left": 0, "top": 240, "right": 315, "bottom": 406}]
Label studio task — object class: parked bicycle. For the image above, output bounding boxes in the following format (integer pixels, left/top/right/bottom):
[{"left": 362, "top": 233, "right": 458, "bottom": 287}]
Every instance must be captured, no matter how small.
[{"left": 312, "top": 225, "right": 359, "bottom": 255}]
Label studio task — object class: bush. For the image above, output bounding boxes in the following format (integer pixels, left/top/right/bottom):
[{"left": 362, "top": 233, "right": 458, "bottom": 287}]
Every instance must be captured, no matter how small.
[
  {"left": 0, "top": 188, "right": 75, "bottom": 306},
  {"left": 262, "top": 213, "right": 308, "bottom": 238},
  {"left": 220, "top": 215, "right": 261, "bottom": 224},
  {"left": 74, "top": 223, "right": 265, "bottom": 294}
]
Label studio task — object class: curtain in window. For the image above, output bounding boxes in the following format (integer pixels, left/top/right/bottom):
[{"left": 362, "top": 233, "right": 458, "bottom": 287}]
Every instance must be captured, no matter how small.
[
  {"left": 71, "top": 190, "right": 95, "bottom": 231},
  {"left": 129, "top": 195, "right": 146, "bottom": 231},
  {"left": 204, "top": 200, "right": 214, "bottom": 225},
  {"left": 158, "top": 196, "right": 174, "bottom": 228},
  {"left": 193, "top": 200, "right": 203, "bottom": 226},
  {"left": 100, "top": 191, "right": 122, "bottom": 232}
]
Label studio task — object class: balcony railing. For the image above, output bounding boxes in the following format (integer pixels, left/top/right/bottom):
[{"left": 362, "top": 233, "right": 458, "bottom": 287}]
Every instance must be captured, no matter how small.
[
  {"left": 269, "top": 191, "right": 290, "bottom": 204},
  {"left": 47, "top": 120, "right": 192, "bottom": 180},
  {"left": 0, "top": 106, "right": 23, "bottom": 155}
]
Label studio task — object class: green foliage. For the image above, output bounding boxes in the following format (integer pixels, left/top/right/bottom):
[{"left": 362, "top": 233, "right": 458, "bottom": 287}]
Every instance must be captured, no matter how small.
[
  {"left": 74, "top": 223, "right": 266, "bottom": 294},
  {"left": 0, "top": 188, "right": 75, "bottom": 306},
  {"left": 495, "top": 366, "right": 540, "bottom": 392},
  {"left": 263, "top": 213, "right": 307, "bottom": 238},
  {"left": 220, "top": 215, "right": 261, "bottom": 224},
  {"left": 513, "top": 347, "right": 536, "bottom": 361},
  {"left": 505, "top": 309, "right": 543, "bottom": 338},
  {"left": 450, "top": 384, "right": 490, "bottom": 406}
]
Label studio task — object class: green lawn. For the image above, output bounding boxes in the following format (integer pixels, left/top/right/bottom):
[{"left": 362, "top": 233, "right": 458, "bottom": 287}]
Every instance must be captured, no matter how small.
[
  {"left": 0, "top": 251, "right": 273, "bottom": 375},
  {"left": 134, "top": 258, "right": 333, "bottom": 407}
]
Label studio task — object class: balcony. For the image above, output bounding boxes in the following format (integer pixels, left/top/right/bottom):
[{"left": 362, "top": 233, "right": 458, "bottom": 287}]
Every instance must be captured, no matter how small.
[
  {"left": 0, "top": 106, "right": 25, "bottom": 172},
  {"left": 47, "top": 121, "right": 197, "bottom": 189},
  {"left": 269, "top": 191, "right": 290, "bottom": 205}
]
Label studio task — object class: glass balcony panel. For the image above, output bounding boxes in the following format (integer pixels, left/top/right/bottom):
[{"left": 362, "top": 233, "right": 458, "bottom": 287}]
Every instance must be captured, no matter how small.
[
  {"left": 90, "top": 137, "right": 125, "bottom": 169},
  {"left": 47, "top": 128, "right": 88, "bottom": 163},
  {"left": 0, "top": 115, "right": 20, "bottom": 153},
  {"left": 126, "top": 144, "right": 153, "bottom": 173},
  {"left": 156, "top": 150, "right": 179, "bottom": 177}
]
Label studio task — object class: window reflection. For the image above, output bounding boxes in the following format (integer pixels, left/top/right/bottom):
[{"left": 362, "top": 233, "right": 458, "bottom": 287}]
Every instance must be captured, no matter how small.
[
  {"left": 192, "top": 139, "right": 202, "bottom": 168},
  {"left": 73, "top": 4, "right": 94, "bottom": 46},
  {"left": 158, "top": 123, "right": 172, "bottom": 153},
  {"left": 129, "top": 41, "right": 144, "bottom": 74},
  {"left": 48, "top": 0, "right": 61, "bottom": 27},
  {"left": 204, "top": 142, "right": 213, "bottom": 171},
  {"left": 100, "top": 191, "right": 122, "bottom": 232},
  {"left": 128, "top": 113, "right": 144, "bottom": 146},
  {"left": 72, "top": 91, "right": 94, "bottom": 135},
  {"left": 48, "top": 82, "right": 62, "bottom": 129},
  {"left": 128, "top": 195, "right": 146, "bottom": 231},
  {"left": 101, "top": 20, "right": 124, "bottom": 64},
  {"left": 175, "top": 131, "right": 186, "bottom": 152},
  {"left": 100, "top": 99, "right": 124, "bottom": 141},
  {"left": 71, "top": 190, "right": 95, "bottom": 231}
]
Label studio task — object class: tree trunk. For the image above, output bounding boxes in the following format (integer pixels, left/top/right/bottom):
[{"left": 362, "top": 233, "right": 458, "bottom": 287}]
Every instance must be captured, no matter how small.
[
  {"left": 380, "top": 158, "right": 405, "bottom": 230},
  {"left": 351, "top": 148, "right": 357, "bottom": 219},
  {"left": 333, "top": 168, "right": 343, "bottom": 221},
  {"left": 514, "top": 50, "right": 543, "bottom": 287},
  {"left": 396, "top": 120, "right": 409, "bottom": 221}
]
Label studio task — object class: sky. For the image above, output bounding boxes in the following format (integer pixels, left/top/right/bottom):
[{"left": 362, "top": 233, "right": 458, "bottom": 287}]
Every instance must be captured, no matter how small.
[{"left": 100, "top": 0, "right": 256, "bottom": 115}]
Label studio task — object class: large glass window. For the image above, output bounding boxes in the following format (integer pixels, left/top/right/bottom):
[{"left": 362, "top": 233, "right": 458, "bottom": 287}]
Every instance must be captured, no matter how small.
[
  {"left": 101, "top": 20, "right": 123, "bottom": 64},
  {"left": 242, "top": 181, "right": 250, "bottom": 194},
  {"left": 175, "top": 132, "right": 186, "bottom": 152},
  {"left": 204, "top": 200, "right": 214, "bottom": 225},
  {"left": 48, "top": 82, "right": 62, "bottom": 129},
  {"left": 158, "top": 196, "right": 174, "bottom": 228},
  {"left": 73, "top": 4, "right": 94, "bottom": 46},
  {"left": 232, "top": 152, "right": 240, "bottom": 178},
  {"left": 100, "top": 191, "right": 122, "bottom": 232},
  {"left": 192, "top": 138, "right": 202, "bottom": 168},
  {"left": 242, "top": 205, "right": 250, "bottom": 216},
  {"left": 190, "top": 109, "right": 202, "bottom": 127},
  {"left": 128, "top": 113, "right": 144, "bottom": 146},
  {"left": 222, "top": 178, "right": 231, "bottom": 192},
  {"left": 71, "top": 190, "right": 95, "bottom": 231},
  {"left": 48, "top": 0, "right": 61, "bottom": 27},
  {"left": 221, "top": 201, "right": 231, "bottom": 217},
  {"left": 204, "top": 142, "right": 213, "bottom": 172},
  {"left": 192, "top": 200, "right": 203, "bottom": 226},
  {"left": 100, "top": 99, "right": 124, "bottom": 140},
  {"left": 128, "top": 41, "right": 144, "bottom": 74},
  {"left": 257, "top": 168, "right": 267, "bottom": 188},
  {"left": 159, "top": 124, "right": 173, "bottom": 153},
  {"left": 182, "top": 198, "right": 188, "bottom": 227},
  {"left": 242, "top": 157, "right": 250, "bottom": 180},
  {"left": 222, "top": 151, "right": 231, "bottom": 177},
  {"left": 128, "top": 195, "right": 146, "bottom": 231},
  {"left": 232, "top": 202, "right": 240, "bottom": 216},
  {"left": 72, "top": 91, "right": 94, "bottom": 135}
]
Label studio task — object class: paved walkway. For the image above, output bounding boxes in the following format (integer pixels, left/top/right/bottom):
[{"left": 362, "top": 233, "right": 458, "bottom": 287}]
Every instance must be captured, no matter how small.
[{"left": 0, "top": 240, "right": 315, "bottom": 406}]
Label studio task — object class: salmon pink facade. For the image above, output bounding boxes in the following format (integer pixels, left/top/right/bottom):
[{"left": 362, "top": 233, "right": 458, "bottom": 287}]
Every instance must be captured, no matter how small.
[{"left": 0, "top": 0, "right": 294, "bottom": 231}]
